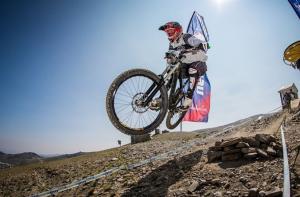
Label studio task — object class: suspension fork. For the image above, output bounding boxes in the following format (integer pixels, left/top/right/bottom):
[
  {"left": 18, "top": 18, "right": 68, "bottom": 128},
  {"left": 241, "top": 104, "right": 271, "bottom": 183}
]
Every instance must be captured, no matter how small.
[
  {"left": 141, "top": 77, "right": 165, "bottom": 107},
  {"left": 168, "top": 71, "right": 179, "bottom": 106},
  {"left": 169, "top": 72, "right": 178, "bottom": 95}
]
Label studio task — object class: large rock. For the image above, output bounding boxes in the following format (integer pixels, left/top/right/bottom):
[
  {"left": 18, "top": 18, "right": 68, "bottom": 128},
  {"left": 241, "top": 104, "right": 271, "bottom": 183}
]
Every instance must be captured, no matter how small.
[
  {"left": 209, "top": 146, "right": 223, "bottom": 151},
  {"left": 268, "top": 135, "right": 276, "bottom": 143},
  {"left": 207, "top": 134, "right": 281, "bottom": 163},
  {"left": 222, "top": 149, "right": 241, "bottom": 155},
  {"left": 255, "top": 134, "right": 270, "bottom": 144},
  {"left": 244, "top": 152, "right": 258, "bottom": 159},
  {"left": 220, "top": 138, "right": 242, "bottom": 147},
  {"left": 260, "top": 143, "right": 268, "bottom": 149},
  {"left": 255, "top": 134, "right": 276, "bottom": 145},
  {"left": 271, "top": 143, "right": 282, "bottom": 151},
  {"left": 242, "top": 137, "right": 260, "bottom": 147},
  {"left": 236, "top": 142, "right": 250, "bottom": 148},
  {"left": 222, "top": 153, "right": 242, "bottom": 161},
  {"left": 207, "top": 151, "right": 222, "bottom": 162},
  {"left": 256, "top": 148, "right": 269, "bottom": 158},
  {"left": 131, "top": 134, "right": 151, "bottom": 144},
  {"left": 224, "top": 146, "right": 235, "bottom": 152},
  {"left": 266, "top": 147, "right": 277, "bottom": 156},
  {"left": 241, "top": 147, "right": 256, "bottom": 154},
  {"left": 215, "top": 141, "right": 222, "bottom": 146}
]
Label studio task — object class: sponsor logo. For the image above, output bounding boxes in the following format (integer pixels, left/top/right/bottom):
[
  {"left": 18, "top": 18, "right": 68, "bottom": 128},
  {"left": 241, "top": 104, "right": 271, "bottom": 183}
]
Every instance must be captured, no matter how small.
[{"left": 196, "top": 76, "right": 205, "bottom": 96}]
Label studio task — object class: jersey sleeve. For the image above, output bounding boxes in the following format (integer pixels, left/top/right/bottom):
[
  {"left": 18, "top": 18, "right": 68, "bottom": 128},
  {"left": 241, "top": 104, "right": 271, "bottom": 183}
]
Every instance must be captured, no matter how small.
[{"left": 183, "top": 34, "right": 204, "bottom": 47}]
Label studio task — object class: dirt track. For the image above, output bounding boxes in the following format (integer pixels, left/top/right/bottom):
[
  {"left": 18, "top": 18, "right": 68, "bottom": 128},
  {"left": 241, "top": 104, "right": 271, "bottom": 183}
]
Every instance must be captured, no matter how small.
[{"left": 0, "top": 110, "right": 299, "bottom": 197}]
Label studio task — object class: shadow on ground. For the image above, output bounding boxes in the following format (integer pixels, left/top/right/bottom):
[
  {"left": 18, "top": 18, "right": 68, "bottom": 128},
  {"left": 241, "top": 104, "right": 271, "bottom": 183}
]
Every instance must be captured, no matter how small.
[
  {"left": 218, "top": 158, "right": 266, "bottom": 169},
  {"left": 121, "top": 150, "right": 203, "bottom": 197},
  {"left": 217, "top": 156, "right": 281, "bottom": 169}
]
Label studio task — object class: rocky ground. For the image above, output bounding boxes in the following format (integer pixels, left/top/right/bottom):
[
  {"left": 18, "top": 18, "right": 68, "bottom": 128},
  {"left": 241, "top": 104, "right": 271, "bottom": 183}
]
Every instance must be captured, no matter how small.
[{"left": 0, "top": 110, "right": 299, "bottom": 197}]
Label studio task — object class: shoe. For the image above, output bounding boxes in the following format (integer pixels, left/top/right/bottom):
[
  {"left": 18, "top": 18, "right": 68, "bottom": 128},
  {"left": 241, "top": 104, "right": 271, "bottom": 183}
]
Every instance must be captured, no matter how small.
[
  {"left": 148, "top": 98, "right": 162, "bottom": 110},
  {"left": 179, "top": 97, "right": 192, "bottom": 112}
]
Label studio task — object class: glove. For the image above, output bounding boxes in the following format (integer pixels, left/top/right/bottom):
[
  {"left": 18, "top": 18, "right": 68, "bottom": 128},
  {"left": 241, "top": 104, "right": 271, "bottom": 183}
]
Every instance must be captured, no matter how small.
[{"left": 165, "top": 50, "right": 181, "bottom": 58}]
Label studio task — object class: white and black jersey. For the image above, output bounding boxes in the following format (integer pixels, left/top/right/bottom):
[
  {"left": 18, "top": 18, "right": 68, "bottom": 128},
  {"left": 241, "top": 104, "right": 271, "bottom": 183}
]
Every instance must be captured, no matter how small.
[
  {"left": 169, "top": 33, "right": 207, "bottom": 52},
  {"left": 169, "top": 33, "right": 208, "bottom": 64}
]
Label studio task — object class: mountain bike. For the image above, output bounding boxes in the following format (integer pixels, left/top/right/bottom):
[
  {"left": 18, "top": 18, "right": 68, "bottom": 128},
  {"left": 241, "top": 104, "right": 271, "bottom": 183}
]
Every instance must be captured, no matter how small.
[{"left": 106, "top": 51, "right": 199, "bottom": 135}]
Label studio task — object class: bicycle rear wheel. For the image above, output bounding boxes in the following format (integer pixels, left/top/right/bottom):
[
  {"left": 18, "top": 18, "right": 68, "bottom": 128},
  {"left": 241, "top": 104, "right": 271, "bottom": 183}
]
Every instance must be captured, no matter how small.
[
  {"left": 166, "top": 75, "right": 193, "bottom": 130},
  {"left": 166, "top": 91, "right": 188, "bottom": 129},
  {"left": 106, "top": 69, "right": 168, "bottom": 135}
]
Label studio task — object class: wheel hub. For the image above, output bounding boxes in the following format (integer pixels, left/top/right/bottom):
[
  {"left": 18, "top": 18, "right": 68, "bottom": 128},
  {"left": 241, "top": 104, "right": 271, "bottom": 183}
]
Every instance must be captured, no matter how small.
[{"left": 132, "top": 93, "right": 148, "bottom": 113}]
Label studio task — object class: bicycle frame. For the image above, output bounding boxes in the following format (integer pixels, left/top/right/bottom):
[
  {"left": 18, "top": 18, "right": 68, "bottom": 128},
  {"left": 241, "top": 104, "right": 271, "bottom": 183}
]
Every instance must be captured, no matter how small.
[{"left": 141, "top": 61, "right": 187, "bottom": 109}]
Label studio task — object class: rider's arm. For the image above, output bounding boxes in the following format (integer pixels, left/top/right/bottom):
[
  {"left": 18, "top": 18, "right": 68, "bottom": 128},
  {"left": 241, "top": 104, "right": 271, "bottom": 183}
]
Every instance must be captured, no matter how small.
[
  {"left": 181, "top": 34, "right": 208, "bottom": 63},
  {"left": 183, "top": 34, "right": 205, "bottom": 47}
]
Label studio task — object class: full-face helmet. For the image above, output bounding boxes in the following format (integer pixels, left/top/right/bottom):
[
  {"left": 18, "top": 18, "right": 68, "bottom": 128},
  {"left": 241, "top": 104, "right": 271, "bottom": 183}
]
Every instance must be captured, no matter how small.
[{"left": 159, "top": 21, "right": 183, "bottom": 42}]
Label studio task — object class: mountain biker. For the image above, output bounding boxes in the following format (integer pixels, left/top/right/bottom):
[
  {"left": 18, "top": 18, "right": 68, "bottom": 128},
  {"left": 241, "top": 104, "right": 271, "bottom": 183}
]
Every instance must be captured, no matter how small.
[{"left": 159, "top": 21, "right": 208, "bottom": 110}]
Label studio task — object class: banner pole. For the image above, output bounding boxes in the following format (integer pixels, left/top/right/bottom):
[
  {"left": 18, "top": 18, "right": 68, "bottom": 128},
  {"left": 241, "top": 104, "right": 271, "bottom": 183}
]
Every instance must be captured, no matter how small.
[{"left": 180, "top": 122, "right": 182, "bottom": 132}]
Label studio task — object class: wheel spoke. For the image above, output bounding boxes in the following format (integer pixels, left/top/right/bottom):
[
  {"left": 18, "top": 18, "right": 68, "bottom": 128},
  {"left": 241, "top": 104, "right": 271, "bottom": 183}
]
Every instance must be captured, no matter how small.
[
  {"left": 116, "top": 104, "right": 131, "bottom": 114},
  {"left": 111, "top": 73, "right": 166, "bottom": 132},
  {"left": 114, "top": 97, "right": 131, "bottom": 104},
  {"left": 120, "top": 87, "right": 133, "bottom": 98},
  {"left": 115, "top": 91, "right": 132, "bottom": 98}
]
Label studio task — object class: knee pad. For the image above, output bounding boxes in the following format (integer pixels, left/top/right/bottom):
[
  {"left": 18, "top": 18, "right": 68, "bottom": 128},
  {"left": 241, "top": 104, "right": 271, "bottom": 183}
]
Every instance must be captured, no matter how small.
[{"left": 188, "top": 67, "right": 198, "bottom": 77}]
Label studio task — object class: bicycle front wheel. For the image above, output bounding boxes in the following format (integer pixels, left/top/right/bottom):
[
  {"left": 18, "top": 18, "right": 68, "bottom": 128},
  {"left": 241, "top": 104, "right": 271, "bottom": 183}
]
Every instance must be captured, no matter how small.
[{"left": 106, "top": 69, "right": 168, "bottom": 135}]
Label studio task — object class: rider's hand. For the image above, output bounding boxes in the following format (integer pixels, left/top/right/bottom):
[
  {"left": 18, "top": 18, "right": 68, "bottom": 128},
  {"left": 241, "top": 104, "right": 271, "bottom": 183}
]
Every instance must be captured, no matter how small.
[
  {"left": 165, "top": 50, "right": 187, "bottom": 64},
  {"left": 166, "top": 56, "right": 177, "bottom": 64},
  {"left": 165, "top": 50, "right": 180, "bottom": 58}
]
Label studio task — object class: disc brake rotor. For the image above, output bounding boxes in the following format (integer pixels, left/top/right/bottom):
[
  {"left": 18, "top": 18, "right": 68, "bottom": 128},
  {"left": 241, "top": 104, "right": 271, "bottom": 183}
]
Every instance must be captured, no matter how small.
[{"left": 132, "top": 93, "right": 148, "bottom": 113}]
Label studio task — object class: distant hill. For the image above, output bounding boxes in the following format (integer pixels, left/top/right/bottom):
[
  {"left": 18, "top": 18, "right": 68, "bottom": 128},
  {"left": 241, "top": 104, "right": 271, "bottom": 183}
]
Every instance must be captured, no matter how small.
[
  {"left": 0, "top": 151, "right": 87, "bottom": 169},
  {"left": 43, "top": 152, "right": 86, "bottom": 162},
  {"left": 0, "top": 151, "right": 43, "bottom": 166}
]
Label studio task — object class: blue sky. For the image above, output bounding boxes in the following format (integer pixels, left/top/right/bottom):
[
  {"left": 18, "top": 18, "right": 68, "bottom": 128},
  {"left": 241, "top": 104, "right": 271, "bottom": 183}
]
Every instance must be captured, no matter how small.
[{"left": 1, "top": 0, "right": 299, "bottom": 154}]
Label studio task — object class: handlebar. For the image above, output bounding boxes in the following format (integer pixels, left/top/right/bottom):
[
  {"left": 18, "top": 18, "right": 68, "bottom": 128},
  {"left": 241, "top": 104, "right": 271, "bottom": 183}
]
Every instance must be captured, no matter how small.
[{"left": 165, "top": 50, "right": 186, "bottom": 65}]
